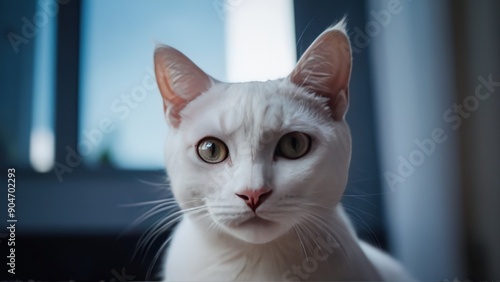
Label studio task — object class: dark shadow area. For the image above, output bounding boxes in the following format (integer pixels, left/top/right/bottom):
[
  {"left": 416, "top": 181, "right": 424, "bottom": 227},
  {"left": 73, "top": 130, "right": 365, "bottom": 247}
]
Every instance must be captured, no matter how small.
[{"left": 1, "top": 232, "right": 173, "bottom": 281}]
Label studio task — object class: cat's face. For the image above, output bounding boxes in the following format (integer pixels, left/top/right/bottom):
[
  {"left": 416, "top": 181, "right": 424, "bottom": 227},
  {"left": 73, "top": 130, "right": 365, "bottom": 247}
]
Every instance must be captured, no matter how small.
[{"left": 155, "top": 21, "right": 352, "bottom": 244}]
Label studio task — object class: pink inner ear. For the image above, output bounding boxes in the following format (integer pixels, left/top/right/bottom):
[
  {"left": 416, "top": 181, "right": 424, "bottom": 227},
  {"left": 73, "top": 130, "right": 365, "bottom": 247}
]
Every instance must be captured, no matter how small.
[
  {"left": 290, "top": 25, "right": 352, "bottom": 121},
  {"left": 154, "top": 45, "right": 213, "bottom": 127}
]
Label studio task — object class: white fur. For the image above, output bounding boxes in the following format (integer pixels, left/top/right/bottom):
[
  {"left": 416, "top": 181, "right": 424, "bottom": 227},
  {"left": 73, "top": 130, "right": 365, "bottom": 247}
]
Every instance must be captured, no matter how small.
[
  {"left": 156, "top": 20, "right": 416, "bottom": 281},
  {"left": 160, "top": 79, "right": 415, "bottom": 281}
]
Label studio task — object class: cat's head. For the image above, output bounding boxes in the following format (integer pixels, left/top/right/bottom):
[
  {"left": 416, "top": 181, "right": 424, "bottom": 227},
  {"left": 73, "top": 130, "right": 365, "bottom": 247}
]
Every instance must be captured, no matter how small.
[{"left": 154, "top": 20, "right": 352, "bottom": 244}]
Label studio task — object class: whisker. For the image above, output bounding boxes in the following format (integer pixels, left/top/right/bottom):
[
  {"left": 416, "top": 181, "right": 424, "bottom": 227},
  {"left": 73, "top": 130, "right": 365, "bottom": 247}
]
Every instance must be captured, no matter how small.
[
  {"left": 293, "top": 226, "right": 308, "bottom": 261},
  {"left": 295, "top": 221, "right": 317, "bottom": 259},
  {"left": 146, "top": 233, "right": 174, "bottom": 281},
  {"left": 134, "top": 213, "right": 181, "bottom": 261},
  {"left": 300, "top": 210, "right": 350, "bottom": 260},
  {"left": 118, "top": 202, "right": 179, "bottom": 240},
  {"left": 119, "top": 198, "right": 177, "bottom": 208},
  {"left": 134, "top": 205, "right": 208, "bottom": 261},
  {"left": 130, "top": 202, "right": 179, "bottom": 228},
  {"left": 343, "top": 205, "right": 382, "bottom": 248},
  {"left": 137, "top": 177, "right": 170, "bottom": 188},
  {"left": 343, "top": 204, "right": 381, "bottom": 222}
]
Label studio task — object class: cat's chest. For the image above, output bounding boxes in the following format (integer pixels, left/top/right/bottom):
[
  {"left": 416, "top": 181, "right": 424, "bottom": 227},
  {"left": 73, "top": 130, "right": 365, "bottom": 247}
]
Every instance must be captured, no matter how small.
[
  {"left": 163, "top": 217, "right": 378, "bottom": 281},
  {"left": 164, "top": 219, "right": 304, "bottom": 280}
]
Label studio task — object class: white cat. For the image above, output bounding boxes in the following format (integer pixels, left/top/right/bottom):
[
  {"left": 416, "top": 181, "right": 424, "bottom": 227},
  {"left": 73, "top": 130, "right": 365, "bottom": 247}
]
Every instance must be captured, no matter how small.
[{"left": 153, "top": 20, "right": 416, "bottom": 281}]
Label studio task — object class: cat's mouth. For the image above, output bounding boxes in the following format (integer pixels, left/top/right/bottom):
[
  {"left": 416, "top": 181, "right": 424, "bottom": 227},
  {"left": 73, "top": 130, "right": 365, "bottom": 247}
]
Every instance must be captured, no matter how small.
[
  {"left": 221, "top": 214, "right": 288, "bottom": 244},
  {"left": 237, "top": 216, "right": 275, "bottom": 228}
]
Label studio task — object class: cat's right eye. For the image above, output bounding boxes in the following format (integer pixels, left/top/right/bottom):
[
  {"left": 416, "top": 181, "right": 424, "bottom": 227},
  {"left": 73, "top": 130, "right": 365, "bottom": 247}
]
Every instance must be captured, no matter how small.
[
  {"left": 275, "top": 132, "right": 311, "bottom": 160},
  {"left": 197, "top": 137, "right": 229, "bottom": 164}
]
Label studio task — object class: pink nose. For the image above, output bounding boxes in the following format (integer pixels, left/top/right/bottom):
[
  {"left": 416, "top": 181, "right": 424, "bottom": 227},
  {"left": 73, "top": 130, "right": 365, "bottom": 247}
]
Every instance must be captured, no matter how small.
[{"left": 235, "top": 188, "right": 272, "bottom": 212}]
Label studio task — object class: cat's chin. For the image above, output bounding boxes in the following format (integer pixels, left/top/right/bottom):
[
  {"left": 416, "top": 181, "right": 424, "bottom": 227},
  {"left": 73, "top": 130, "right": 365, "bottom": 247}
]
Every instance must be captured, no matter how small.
[
  {"left": 237, "top": 216, "right": 274, "bottom": 228},
  {"left": 221, "top": 217, "right": 291, "bottom": 244}
]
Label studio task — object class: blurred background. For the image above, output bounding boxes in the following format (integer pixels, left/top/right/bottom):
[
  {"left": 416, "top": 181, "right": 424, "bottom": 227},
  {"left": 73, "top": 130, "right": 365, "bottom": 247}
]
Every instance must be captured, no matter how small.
[{"left": 1, "top": 0, "right": 499, "bottom": 281}]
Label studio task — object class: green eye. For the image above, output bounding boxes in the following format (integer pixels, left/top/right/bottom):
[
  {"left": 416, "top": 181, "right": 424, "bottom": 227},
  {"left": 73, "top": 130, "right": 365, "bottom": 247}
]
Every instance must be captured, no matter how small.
[
  {"left": 197, "top": 137, "right": 228, "bottom": 164},
  {"left": 275, "top": 132, "right": 311, "bottom": 159}
]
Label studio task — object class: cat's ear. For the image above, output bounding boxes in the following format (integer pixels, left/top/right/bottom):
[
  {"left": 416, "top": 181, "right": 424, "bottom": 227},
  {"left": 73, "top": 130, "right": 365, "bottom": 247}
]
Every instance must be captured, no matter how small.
[
  {"left": 290, "top": 20, "right": 352, "bottom": 121},
  {"left": 154, "top": 45, "right": 214, "bottom": 127}
]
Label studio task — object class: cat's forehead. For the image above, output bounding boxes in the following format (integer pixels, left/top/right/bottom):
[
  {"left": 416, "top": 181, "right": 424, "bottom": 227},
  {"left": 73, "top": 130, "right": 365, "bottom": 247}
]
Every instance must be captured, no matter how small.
[{"left": 180, "top": 79, "right": 332, "bottom": 143}]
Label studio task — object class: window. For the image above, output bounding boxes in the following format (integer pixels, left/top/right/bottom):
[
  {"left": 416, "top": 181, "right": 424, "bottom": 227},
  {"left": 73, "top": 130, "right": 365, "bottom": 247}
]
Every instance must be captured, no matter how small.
[{"left": 78, "top": 0, "right": 296, "bottom": 169}]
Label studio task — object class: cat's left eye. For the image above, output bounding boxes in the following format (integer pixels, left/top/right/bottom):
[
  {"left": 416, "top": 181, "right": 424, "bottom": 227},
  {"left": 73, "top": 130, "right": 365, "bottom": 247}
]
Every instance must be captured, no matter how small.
[
  {"left": 197, "top": 137, "right": 228, "bottom": 164},
  {"left": 275, "top": 132, "right": 311, "bottom": 160}
]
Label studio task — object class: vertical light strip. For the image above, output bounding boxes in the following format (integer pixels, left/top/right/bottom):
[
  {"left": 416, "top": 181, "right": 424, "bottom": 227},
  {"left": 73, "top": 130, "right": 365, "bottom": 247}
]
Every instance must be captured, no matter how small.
[
  {"left": 224, "top": 0, "right": 296, "bottom": 82},
  {"left": 30, "top": 0, "right": 57, "bottom": 173},
  {"left": 369, "top": 0, "right": 465, "bottom": 279}
]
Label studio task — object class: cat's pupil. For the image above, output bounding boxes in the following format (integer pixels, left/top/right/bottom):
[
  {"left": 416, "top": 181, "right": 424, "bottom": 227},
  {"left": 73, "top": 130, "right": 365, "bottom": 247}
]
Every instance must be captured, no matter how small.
[
  {"left": 206, "top": 142, "right": 216, "bottom": 157},
  {"left": 290, "top": 137, "right": 299, "bottom": 152},
  {"left": 196, "top": 137, "right": 228, "bottom": 164},
  {"left": 275, "top": 132, "right": 311, "bottom": 159},
  {"left": 201, "top": 141, "right": 218, "bottom": 159}
]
